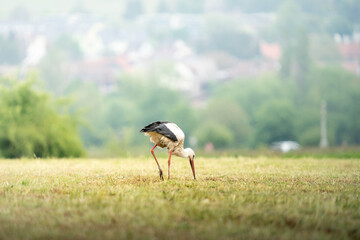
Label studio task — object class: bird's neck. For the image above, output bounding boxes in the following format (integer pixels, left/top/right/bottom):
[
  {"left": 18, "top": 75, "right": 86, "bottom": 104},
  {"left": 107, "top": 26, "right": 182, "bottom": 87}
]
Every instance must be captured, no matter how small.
[{"left": 174, "top": 147, "right": 190, "bottom": 158}]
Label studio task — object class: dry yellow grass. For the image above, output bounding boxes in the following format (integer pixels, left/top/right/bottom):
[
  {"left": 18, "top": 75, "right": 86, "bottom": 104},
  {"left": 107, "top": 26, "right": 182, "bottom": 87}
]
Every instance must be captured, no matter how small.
[{"left": 0, "top": 157, "right": 359, "bottom": 240}]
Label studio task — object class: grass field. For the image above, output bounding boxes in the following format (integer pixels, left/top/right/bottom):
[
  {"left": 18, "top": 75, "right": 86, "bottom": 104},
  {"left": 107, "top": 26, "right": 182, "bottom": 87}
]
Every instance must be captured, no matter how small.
[{"left": 0, "top": 157, "right": 359, "bottom": 240}]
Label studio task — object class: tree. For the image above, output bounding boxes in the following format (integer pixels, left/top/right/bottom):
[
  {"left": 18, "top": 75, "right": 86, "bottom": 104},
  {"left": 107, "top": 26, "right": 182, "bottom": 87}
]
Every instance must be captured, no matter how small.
[
  {"left": 203, "top": 99, "right": 251, "bottom": 147},
  {"left": 306, "top": 67, "right": 360, "bottom": 145},
  {"left": 53, "top": 34, "right": 82, "bottom": 60},
  {"left": 309, "top": 34, "right": 341, "bottom": 63},
  {"left": 254, "top": 100, "right": 296, "bottom": 145},
  {"left": 85, "top": 73, "right": 198, "bottom": 152},
  {"left": 39, "top": 34, "right": 82, "bottom": 96},
  {"left": 0, "top": 77, "right": 84, "bottom": 158},
  {"left": 276, "top": 1, "right": 310, "bottom": 94},
  {"left": 196, "top": 122, "right": 234, "bottom": 149},
  {"left": 64, "top": 80, "right": 107, "bottom": 147},
  {"left": 166, "top": 101, "right": 198, "bottom": 139}
]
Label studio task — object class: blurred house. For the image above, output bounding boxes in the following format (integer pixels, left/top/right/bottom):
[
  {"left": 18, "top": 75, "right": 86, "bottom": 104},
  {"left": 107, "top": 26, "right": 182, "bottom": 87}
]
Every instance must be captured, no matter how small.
[
  {"left": 228, "top": 60, "right": 279, "bottom": 78},
  {"left": 159, "top": 56, "right": 218, "bottom": 106},
  {"left": 69, "top": 56, "right": 131, "bottom": 93},
  {"left": 335, "top": 33, "right": 360, "bottom": 75},
  {"left": 0, "top": 20, "right": 35, "bottom": 40},
  {"left": 139, "top": 13, "right": 203, "bottom": 40},
  {"left": 237, "top": 12, "right": 276, "bottom": 34},
  {"left": 260, "top": 41, "right": 281, "bottom": 62},
  {"left": 0, "top": 65, "right": 18, "bottom": 77},
  {"left": 23, "top": 35, "right": 47, "bottom": 66},
  {"left": 78, "top": 23, "right": 105, "bottom": 59}
]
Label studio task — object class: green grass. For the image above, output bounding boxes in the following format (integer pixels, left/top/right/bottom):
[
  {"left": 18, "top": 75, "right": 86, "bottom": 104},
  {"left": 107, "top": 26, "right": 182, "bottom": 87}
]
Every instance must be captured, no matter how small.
[
  {"left": 0, "top": 157, "right": 359, "bottom": 240},
  {"left": 195, "top": 146, "right": 360, "bottom": 159}
]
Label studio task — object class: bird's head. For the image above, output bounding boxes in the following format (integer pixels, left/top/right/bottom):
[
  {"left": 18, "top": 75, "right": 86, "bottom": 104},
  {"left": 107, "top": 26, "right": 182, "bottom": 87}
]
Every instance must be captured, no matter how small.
[
  {"left": 184, "top": 148, "right": 196, "bottom": 180},
  {"left": 184, "top": 148, "right": 195, "bottom": 161}
]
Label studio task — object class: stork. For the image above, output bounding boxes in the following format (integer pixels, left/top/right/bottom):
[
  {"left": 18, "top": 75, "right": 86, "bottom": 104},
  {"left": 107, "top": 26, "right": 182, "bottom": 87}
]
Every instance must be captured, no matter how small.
[{"left": 140, "top": 121, "right": 196, "bottom": 180}]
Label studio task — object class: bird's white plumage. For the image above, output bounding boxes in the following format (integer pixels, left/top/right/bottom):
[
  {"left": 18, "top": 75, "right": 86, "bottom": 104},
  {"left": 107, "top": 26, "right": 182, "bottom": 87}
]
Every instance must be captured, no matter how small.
[
  {"left": 163, "top": 123, "right": 187, "bottom": 157},
  {"left": 144, "top": 122, "right": 187, "bottom": 157},
  {"left": 164, "top": 123, "right": 184, "bottom": 142}
]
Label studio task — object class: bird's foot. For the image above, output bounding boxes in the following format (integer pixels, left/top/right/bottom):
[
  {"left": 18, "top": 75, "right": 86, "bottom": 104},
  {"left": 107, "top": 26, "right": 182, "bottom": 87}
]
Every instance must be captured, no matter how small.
[{"left": 159, "top": 169, "right": 164, "bottom": 181}]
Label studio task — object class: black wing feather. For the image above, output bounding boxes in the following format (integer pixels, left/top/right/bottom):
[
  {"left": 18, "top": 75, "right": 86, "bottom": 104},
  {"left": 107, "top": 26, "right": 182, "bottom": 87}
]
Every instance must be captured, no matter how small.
[
  {"left": 140, "top": 121, "right": 169, "bottom": 132},
  {"left": 140, "top": 121, "right": 177, "bottom": 142}
]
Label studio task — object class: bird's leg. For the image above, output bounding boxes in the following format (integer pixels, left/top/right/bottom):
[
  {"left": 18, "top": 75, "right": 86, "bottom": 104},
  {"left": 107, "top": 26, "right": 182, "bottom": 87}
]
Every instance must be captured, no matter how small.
[
  {"left": 168, "top": 151, "right": 172, "bottom": 180},
  {"left": 151, "top": 144, "right": 164, "bottom": 180}
]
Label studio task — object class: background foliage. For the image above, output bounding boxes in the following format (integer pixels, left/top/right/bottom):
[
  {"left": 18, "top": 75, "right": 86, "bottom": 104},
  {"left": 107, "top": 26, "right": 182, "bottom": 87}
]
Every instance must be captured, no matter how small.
[
  {"left": 1, "top": 0, "right": 360, "bottom": 157},
  {"left": 58, "top": 64, "right": 360, "bottom": 155},
  {"left": 0, "top": 76, "right": 84, "bottom": 158}
]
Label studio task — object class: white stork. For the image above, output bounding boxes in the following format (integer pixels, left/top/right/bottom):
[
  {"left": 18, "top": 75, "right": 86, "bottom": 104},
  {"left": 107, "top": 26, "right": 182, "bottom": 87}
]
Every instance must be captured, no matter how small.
[{"left": 140, "top": 121, "right": 196, "bottom": 180}]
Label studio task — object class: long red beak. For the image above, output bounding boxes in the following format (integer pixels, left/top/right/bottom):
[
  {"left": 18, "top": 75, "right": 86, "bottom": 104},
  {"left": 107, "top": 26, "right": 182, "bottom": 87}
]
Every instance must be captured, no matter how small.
[{"left": 189, "top": 157, "right": 196, "bottom": 180}]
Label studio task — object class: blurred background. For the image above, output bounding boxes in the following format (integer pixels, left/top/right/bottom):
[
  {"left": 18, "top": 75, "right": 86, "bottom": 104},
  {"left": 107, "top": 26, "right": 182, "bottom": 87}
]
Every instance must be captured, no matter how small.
[{"left": 0, "top": 0, "right": 360, "bottom": 158}]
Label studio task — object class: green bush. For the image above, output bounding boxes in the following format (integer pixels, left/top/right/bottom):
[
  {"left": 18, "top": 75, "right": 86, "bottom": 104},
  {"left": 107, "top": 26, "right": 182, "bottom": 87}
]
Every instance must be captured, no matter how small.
[
  {"left": 298, "top": 127, "right": 320, "bottom": 146},
  {"left": 196, "top": 122, "right": 234, "bottom": 149},
  {"left": 0, "top": 77, "right": 84, "bottom": 158},
  {"left": 204, "top": 99, "right": 251, "bottom": 147},
  {"left": 254, "top": 100, "right": 296, "bottom": 144}
]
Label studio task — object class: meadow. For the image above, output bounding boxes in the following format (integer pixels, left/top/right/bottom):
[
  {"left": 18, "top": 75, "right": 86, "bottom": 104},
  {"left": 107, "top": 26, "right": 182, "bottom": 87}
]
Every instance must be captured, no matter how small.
[{"left": 0, "top": 156, "right": 359, "bottom": 240}]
